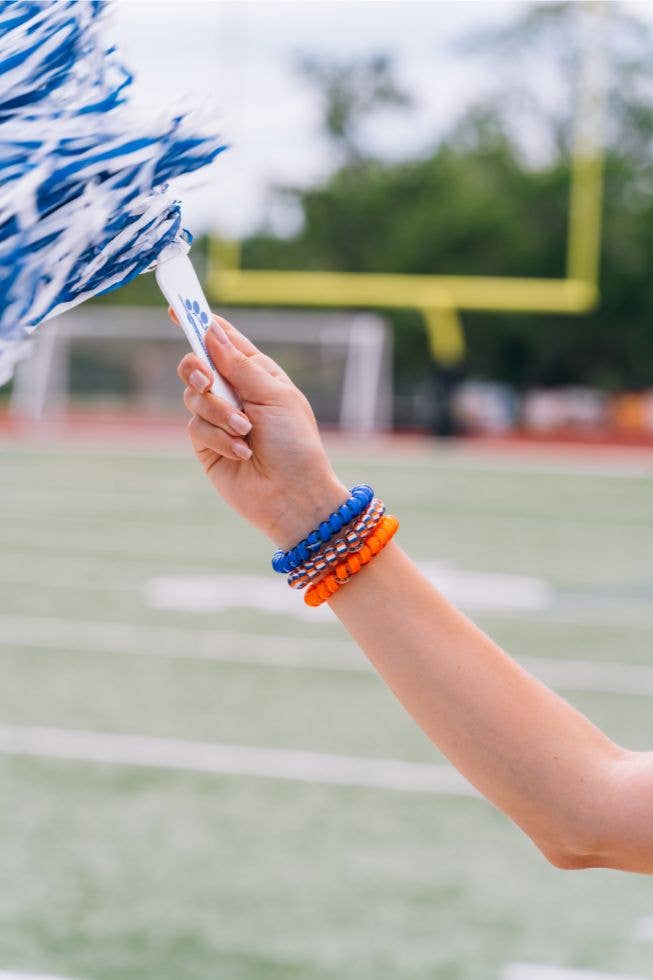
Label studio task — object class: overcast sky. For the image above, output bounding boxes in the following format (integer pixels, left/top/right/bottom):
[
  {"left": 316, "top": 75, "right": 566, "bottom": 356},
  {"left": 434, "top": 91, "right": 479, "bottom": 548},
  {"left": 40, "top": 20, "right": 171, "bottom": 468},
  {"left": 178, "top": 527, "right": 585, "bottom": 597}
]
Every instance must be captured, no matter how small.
[{"left": 112, "top": 0, "right": 653, "bottom": 239}]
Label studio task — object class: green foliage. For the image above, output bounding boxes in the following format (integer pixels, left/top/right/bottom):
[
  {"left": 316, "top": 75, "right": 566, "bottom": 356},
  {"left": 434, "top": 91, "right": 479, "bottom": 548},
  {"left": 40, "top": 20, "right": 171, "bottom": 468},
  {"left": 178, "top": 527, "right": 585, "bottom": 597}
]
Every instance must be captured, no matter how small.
[
  {"left": 244, "top": 114, "right": 571, "bottom": 392},
  {"left": 297, "top": 53, "right": 412, "bottom": 165},
  {"left": 242, "top": 3, "right": 653, "bottom": 395}
]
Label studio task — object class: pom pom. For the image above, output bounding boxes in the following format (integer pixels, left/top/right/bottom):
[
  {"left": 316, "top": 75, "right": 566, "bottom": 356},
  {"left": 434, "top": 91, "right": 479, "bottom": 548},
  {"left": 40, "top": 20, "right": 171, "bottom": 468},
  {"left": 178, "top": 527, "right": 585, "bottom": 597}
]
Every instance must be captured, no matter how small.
[{"left": 0, "top": 1, "right": 227, "bottom": 384}]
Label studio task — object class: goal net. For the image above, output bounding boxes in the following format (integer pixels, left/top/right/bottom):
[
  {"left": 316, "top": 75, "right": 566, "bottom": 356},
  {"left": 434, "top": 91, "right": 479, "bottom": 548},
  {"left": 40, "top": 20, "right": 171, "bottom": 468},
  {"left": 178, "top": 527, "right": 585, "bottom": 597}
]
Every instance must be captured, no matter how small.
[{"left": 10, "top": 307, "right": 393, "bottom": 433}]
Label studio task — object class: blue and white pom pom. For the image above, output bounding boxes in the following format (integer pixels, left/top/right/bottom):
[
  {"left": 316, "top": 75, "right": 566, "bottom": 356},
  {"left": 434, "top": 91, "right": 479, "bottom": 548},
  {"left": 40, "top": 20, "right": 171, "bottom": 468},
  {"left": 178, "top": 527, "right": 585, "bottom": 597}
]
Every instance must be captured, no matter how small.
[{"left": 0, "top": 0, "right": 230, "bottom": 394}]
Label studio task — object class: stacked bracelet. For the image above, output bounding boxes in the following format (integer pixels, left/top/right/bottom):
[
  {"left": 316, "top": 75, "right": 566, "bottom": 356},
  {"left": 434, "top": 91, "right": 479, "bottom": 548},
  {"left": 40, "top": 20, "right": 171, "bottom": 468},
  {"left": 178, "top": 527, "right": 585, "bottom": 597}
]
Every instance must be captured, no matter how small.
[
  {"left": 287, "top": 498, "right": 386, "bottom": 589},
  {"left": 304, "top": 515, "right": 399, "bottom": 607},
  {"left": 271, "top": 484, "right": 374, "bottom": 574}
]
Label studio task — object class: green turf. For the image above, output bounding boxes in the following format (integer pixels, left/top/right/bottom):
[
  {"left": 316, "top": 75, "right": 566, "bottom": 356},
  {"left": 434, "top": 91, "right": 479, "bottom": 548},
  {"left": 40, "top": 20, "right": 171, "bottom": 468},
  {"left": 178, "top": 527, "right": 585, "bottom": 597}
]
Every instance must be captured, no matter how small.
[{"left": 0, "top": 440, "right": 652, "bottom": 979}]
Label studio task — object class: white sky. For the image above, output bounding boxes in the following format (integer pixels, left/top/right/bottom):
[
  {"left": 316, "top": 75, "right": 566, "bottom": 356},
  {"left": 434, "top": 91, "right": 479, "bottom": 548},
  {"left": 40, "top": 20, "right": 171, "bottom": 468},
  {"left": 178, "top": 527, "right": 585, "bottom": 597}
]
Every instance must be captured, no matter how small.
[{"left": 111, "top": 0, "right": 653, "bottom": 238}]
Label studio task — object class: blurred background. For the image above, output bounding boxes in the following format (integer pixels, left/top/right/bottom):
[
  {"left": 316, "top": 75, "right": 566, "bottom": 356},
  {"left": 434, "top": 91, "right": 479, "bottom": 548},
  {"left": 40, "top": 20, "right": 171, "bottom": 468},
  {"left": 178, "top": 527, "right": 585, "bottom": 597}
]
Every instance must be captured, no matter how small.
[
  {"left": 5, "top": 0, "right": 653, "bottom": 439},
  {"left": 1, "top": 2, "right": 653, "bottom": 979}
]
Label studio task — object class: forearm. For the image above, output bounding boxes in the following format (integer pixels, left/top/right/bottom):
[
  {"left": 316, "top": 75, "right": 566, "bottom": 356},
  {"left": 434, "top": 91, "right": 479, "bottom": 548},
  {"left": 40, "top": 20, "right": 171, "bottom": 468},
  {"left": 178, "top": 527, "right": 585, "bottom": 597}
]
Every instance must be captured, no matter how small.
[
  {"left": 328, "top": 541, "right": 640, "bottom": 869},
  {"left": 178, "top": 325, "right": 650, "bottom": 873}
]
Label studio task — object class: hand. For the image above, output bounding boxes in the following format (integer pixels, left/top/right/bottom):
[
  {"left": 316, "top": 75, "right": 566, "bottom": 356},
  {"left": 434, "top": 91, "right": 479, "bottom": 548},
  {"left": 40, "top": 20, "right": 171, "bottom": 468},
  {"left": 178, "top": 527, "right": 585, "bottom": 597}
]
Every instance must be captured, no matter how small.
[{"left": 175, "top": 312, "right": 348, "bottom": 550}]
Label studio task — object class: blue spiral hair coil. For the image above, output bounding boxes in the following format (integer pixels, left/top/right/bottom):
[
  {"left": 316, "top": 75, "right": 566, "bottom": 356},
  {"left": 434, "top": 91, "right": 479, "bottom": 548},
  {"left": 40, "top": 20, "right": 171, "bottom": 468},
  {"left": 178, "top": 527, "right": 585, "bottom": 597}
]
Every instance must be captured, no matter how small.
[{"left": 271, "top": 484, "right": 374, "bottom": 574}]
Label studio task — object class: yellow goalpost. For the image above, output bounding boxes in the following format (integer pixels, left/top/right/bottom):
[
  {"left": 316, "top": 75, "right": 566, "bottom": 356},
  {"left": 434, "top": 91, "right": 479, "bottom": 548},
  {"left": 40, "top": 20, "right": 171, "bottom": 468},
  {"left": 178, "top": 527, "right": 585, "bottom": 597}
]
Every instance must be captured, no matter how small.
[{"left": 206, "top": 2, "right": 605, "bottom": 367}]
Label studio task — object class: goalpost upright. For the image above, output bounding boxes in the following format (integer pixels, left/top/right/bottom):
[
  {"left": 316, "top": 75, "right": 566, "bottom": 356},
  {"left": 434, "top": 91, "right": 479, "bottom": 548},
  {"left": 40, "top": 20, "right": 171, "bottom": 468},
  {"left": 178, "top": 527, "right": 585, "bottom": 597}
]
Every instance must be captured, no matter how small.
[{"left": 205, "top": 2, "right": 606, "bottom": 370}]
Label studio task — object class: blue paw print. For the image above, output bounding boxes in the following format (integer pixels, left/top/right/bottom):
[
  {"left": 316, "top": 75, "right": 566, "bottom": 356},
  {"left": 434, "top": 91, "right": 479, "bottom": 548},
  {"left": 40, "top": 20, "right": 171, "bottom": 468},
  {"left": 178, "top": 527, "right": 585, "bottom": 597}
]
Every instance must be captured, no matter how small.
[{"left": 182, "top": 295, "right": 210, "bottom": 332}]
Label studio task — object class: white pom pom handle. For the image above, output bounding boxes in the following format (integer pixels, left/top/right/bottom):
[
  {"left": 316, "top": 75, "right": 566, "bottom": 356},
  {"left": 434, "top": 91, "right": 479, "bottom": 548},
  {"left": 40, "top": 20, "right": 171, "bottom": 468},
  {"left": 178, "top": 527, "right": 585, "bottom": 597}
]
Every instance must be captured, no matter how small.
[{"left": 155, "top": 242, "right": 240, "bottom": 408}]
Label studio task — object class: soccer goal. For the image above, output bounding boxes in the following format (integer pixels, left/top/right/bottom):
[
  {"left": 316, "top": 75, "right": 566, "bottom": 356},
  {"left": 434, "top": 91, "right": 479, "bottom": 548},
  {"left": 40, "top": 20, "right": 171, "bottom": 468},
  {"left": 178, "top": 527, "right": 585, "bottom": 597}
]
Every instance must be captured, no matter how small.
[{"left": 10, "top": 306, "right": 393, "bottom": 433}]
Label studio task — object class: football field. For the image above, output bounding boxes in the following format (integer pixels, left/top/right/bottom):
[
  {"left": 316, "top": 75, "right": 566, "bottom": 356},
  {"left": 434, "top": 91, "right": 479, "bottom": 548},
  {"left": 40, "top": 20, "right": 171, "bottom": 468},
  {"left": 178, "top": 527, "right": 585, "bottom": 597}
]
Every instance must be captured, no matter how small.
[{"left": 0, "top": 437, "right": 652, "bottom": 980}]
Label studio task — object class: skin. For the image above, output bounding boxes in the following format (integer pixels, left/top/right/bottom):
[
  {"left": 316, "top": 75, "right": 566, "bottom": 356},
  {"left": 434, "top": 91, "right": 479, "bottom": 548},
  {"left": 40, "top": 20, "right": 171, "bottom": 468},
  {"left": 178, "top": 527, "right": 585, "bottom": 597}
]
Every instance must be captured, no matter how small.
[{"left": 176, "top": 313, "right": 653, "bottom": 875}]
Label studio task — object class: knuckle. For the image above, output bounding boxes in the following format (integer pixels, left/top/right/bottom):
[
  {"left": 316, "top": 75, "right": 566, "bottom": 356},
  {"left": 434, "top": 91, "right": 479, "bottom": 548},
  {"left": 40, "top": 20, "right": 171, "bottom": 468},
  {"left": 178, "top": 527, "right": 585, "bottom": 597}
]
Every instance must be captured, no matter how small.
[
  {"left": 279, "top": 382, "right": 300, "bottom": 404},
  {"left": 215, "top": 314, "right": 234, "bottom": 332},
  {"left": 212, "top": 395, "right": 235, "bottom": 422},
  {"left": 188, "top": 413, "right": 222, "bottom": 453},
  {"left": 178, "top": 355, "right": 194, "bottom": 381},
  {"left": 251, "top": 352, "right": 266, "bottom": 367},
  {"left": 193, "top": 393, "right": 229, "bottom": 427},
  {"left": 187, "top": 415, "right": 203, "bottom": 440}
]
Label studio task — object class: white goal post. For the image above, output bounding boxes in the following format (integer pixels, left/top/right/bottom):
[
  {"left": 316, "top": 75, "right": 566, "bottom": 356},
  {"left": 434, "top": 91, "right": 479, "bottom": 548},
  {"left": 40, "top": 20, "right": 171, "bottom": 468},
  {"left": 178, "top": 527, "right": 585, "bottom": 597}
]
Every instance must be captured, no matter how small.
[{"left": 11, "top": 307, "right": 393, "bottom": 433}]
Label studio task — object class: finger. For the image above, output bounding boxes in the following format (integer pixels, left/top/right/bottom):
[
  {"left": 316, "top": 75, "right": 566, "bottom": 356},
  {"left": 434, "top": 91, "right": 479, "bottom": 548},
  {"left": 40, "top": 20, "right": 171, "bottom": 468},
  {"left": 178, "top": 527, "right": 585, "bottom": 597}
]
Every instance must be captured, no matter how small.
[
  {"left": 177, "top": 353, "right": 213, "bottom": 393},
  {"left": 187, "top": 421, "right": 222, "bottom": 471},
  {"left": 251, "top": 351, "right": 293, "bottom": 384},
  {"left": 177, "top": 310, "right": 289, "bottom": 384},
  {"left": 171, "top": 308, "right": 254, "bottom": 355},
  {"left": 188, "top": 414, "right": 252, "bottom": 461},
  {"left": 177, "top": 312, "right": 289, "bottom": 390},
  {"left": 183, "top": 387, "right": 252, "bottom": 437},
  {"left": 205, "top": 322, "right": 285, "bottom": 403},
  {"left": 214, "top": 315, "right": 261, "bottom": 357},
  {"left": 216, "top": 316, "right": 290, "bottom": 381}
]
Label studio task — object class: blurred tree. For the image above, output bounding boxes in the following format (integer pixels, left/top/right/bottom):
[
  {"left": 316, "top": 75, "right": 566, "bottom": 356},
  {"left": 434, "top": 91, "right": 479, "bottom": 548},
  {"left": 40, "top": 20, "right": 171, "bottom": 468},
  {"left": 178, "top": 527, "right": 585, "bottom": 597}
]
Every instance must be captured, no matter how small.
[
  {"left": 242, "top": 1, "right": 653, "bottom": 414},
  {"left": 107, "top": 3, "right": 653, "bottom": 420},
  {"left": 297, "top": 53, "right": 412, "bottom": 165},
  {"left": 461, "top": 0, "right": 653, "bottom": 158}
]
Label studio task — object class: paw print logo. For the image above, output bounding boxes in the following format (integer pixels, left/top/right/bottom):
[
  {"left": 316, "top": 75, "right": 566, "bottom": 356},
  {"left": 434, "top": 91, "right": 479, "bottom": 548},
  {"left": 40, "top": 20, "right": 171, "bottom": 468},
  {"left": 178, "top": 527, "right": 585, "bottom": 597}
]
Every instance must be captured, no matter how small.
[{"left": 182, "top": 295, "right": 210, "bottom": 332}]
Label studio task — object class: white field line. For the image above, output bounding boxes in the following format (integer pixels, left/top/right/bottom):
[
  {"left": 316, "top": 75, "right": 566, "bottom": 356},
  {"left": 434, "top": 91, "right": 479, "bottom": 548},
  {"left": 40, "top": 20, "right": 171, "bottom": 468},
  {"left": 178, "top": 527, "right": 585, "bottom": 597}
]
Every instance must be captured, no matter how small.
[
  {"left": 502, "top": 965, "right": 652, "bottom": 980},
  {"left": 0, "top": 562, "right": 135, "bottom": 593},
  {"left": 0, "top": 725, "right": 477, "bottom": 797},
  {"left": 633, "top": 916, "right": 653, "bottom": 941},
  {"left": 437, "top": 455, "right": 653, "bottom": 480},
  {"left": 1, "top": 506, "right": 646, "bottom": 539},
  {"left": 0, "top": 486, "right": 170, "bottom": 510},
  {"left": 2, "top": 553, "right": 652, "bottom": 632},
  {"left": 4, "top": 438, "right": 653, "bottom": 478},
  {"left": 0, "top": 973, "right": 83, "bottom": 980},
  {"left": 144, "top": 568, "right": 550, "bottom": 620},
  {"left": 518, "top": 656, "right": 653, "bottom": 697},
  {"left": 2, "top": 614, "right": 653, "bottom": 696},
  {"left": 0, "top": 614, "right": 357, "bottom": 670},
  {"left": 483, "top": 608, "right": 653, "bottom": 632},
  {"left": 145, "top": 568, "right": 552, "bottom": 618}
]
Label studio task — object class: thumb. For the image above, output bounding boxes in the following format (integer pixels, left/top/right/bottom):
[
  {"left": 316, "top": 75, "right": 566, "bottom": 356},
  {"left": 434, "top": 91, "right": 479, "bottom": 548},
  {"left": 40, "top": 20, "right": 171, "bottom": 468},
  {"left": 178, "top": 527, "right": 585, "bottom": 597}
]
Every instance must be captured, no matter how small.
[{"left": 205, "top": 321, "right": 282, "bottom": 403}]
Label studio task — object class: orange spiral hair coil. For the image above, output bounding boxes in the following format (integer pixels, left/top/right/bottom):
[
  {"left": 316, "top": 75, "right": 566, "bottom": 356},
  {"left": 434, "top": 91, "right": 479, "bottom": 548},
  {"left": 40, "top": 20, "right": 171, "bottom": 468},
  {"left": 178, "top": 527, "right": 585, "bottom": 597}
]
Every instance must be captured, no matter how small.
[{"left": 304, "top": 515, "right": 399, "bottom": 607}]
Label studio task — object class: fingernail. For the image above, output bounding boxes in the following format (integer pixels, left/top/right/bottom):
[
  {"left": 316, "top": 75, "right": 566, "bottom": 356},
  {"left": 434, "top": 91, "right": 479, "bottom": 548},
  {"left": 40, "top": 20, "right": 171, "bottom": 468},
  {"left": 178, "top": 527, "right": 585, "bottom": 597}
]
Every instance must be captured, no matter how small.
[
  {"left": 229, "top": 413, "right": 252, "bottom": 436},
  {"left": 232, "top": 441, "right": 252, "bottom": 460},
  {"left": 208, "top": 320, "right": 229, "bottom": 344},
  {"left": 190, "top": 369, "right": 211, "bottom": 392}
]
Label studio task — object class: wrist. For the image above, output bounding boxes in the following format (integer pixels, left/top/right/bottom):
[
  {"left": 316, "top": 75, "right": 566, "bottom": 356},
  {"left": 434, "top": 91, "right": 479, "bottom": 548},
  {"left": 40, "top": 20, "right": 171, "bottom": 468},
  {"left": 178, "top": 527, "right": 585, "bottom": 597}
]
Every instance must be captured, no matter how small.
[{"left": 270, "top": 476, "right": 350, "bottom": 551}]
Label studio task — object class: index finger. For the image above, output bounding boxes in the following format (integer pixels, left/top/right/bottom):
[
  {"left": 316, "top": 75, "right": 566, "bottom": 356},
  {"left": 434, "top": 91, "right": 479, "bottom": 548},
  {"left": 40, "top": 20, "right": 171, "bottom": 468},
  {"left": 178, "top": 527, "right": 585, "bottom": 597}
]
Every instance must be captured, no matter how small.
[
  {"left": 213, "top": 315, "right": 263, "bottom": 358},
  {"left": 168, "top": 305, "right": 261, "bottom": 359},
  {"left": 177, "top": 351, "right": 212, "bottom": 392}
]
